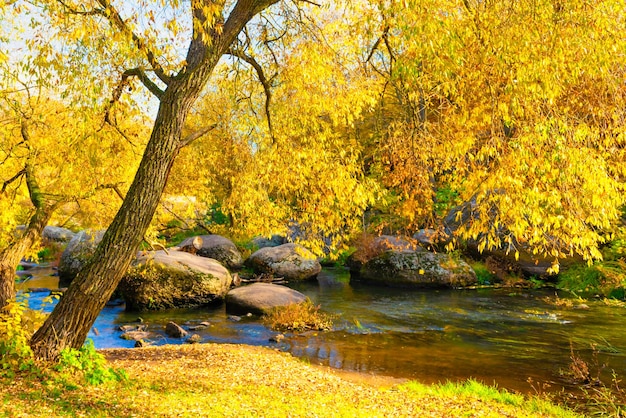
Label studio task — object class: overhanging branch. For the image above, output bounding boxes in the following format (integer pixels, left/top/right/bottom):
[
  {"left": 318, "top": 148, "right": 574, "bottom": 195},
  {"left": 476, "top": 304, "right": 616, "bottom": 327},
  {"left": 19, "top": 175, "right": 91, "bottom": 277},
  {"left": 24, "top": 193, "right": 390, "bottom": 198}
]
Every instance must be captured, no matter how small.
[
  {"left": 96, "top": 0, "right": 171, "bottom": 85},
  {"left": 226, "top": 48, "right": 275, "bottom": 140},
  {"left": 180, "top": 124, "right": 218, "bottom": 148},
  {"left": 1, "top": 169, "right": 26, "bottom": 195}
]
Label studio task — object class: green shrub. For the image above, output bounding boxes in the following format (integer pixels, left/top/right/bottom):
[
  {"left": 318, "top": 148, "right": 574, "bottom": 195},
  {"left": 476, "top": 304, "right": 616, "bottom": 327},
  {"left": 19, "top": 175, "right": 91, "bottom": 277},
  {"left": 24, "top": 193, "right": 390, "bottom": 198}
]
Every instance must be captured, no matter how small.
[
  {"left": 469, "top": 261, "right": 497, "bottom": 285},
  {"left": 55, "top": 340, "right": 127, "bottom": 386},
  {"left": 558, "top": 260, "right": 625, "bottom": 298},
  {"left": 0, "top": 298, "right": 41, "bottom": 378}
]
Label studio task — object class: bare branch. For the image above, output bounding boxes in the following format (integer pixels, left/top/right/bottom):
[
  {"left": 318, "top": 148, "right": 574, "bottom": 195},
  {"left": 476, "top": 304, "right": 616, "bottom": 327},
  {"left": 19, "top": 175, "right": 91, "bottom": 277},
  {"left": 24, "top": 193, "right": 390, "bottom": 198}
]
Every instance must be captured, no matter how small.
[
  {"left": 1, "top": 168, "right": 26, "bottom": 195},
  {"left": 365, "top": 26, "right": 389, "bottom": 64},
  {"left": 180, "top": 124, "right": 218, "bottom": 148},
  {"left": 95, "top": 0, "right": 171, "bottom": 85},
  {"left": 56, "top": 0, "right": 104, "bottom": 15},
  {"left": 226, "top": 48, "right": 275, "bottom": 140}
]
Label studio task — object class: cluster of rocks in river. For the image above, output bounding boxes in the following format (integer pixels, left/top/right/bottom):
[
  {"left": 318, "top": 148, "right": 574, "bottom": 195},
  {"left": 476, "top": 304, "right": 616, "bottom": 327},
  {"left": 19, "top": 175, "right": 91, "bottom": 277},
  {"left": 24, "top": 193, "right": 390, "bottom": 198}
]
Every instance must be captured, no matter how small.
[
  {"left": 57, "top": 231, "right": 323, "bottom": 316},
  {"left": 42, "top": 204, "right": 566, "bottom": 345}
]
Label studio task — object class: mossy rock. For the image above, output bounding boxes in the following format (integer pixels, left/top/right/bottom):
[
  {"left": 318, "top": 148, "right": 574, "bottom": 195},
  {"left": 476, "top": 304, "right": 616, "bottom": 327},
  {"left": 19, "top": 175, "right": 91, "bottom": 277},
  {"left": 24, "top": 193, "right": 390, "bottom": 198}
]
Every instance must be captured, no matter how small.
[
  {"left": 358, "top": 250, "right": 477, "bottom": 288},
  {"left": 246, "top": 243, "right": 321, "bottom": 281},
  {"left": 119, "top": 250, "right": 232, "bottom": 311},
  {"left": 58, "top": 229, "right": 105, "bottom": 286},
  {"left": 178, "top": 234, "right": 243, "bottom": 270}
]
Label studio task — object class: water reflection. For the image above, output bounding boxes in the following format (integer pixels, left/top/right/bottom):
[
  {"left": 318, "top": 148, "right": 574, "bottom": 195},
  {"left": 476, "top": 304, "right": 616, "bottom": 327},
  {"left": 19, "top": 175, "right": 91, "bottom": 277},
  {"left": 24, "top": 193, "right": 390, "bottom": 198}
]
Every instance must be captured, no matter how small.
[{"left": 15, "top": 266, "right": 626, "bottom": 394}]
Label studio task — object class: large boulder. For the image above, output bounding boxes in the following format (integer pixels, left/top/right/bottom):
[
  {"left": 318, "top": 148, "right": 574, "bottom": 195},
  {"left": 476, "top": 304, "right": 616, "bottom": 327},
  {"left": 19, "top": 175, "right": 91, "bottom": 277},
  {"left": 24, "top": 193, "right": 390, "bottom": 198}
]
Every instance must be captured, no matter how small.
[
  {"left": 58, "top": 229, "right": 105, "bottom": 285},
  {"left": 357, "top": 250, "right": 477, "bottom": 288},
  {"left": 42, "top": 226, "right": 76, "bottom": 243},
  {"left": 118, "top": 250, "right": 232, "bottom": 311},
  {"left": 225, "top": 283, "right": 307, "bottom": 315},
  {"left": 178, "top": 234, "right": 243, "bottom": 270},
  {"left": 251, "top": 235, "right": 287, "bottom": 249},
  {"left": 246, "top": 243, "right": 321, "bottom": 281},
  {"left": 347, "top": 235, "right": 420, "bottom": 274}
]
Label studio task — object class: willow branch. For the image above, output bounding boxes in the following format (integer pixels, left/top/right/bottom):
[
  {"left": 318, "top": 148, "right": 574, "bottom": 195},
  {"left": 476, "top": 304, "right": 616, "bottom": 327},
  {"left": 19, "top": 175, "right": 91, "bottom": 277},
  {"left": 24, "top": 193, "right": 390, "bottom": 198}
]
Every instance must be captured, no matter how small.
[
  {"left": 365, "top": 26, "right": 389, "bottom": 64},
  {"left": 56, "top": 0, "right": 103, "bottom": 15},
  {"left": 96, "top": 0, "right": 170, "bottom": 85},
  {"left": 180, "top": 123, "right": 218, "bottom": 148},
  {"left": 1, "top": 168, "right": 26, "bottom": 194},
  {"left": 226, "top": 48, "right": 274, "bottom": 140}
]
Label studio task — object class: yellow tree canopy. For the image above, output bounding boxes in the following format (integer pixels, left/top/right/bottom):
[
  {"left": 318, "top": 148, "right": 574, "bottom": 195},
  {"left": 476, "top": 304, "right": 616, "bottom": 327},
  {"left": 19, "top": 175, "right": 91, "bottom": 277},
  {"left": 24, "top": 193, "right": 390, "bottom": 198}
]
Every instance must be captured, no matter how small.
[
  {"left": 0, "top": 89, "right": 147, "bottom": 249},
  {"left": 365, "top": 0, "right": 626, "bottom": 264},
  {"left": 168, "top": 3, "right": 380, "bottom": 255}
]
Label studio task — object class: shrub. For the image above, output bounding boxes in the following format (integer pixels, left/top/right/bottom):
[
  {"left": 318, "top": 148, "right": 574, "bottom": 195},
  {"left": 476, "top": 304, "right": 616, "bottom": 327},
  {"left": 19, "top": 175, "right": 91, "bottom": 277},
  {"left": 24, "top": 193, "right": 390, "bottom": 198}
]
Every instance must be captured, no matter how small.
[
  {"left": 55, "top": 339, "right": 127, "bottom": 386},
  {"left": 0, "top": 299, "right": 40, "bottom": 378},
  {"left": 263, "top": 299, "right": 336, "bottom": 332}
]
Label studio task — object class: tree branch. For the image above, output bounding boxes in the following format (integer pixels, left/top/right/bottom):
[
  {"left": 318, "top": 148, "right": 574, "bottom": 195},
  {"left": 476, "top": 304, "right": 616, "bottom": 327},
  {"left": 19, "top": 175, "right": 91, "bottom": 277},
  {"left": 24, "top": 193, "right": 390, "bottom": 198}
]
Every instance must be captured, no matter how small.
[
  {"left": 1, "top": 168, "right": 26, "bottom": 195},
  {"left": 365, "top": 26, "right": 389, "bottom": 64},
  {"left": 180, "top": 124, "right": 218, "bottom": 148},
  {"left": 56, "top": 0, "right": 104, "bottom": 16},
  {"left": 95, "top": 0, "right": 171, "bottom": 85},
  {"left": 226, "top": 48, "right": 275, "bottom": 140},
  {"left": 122, "top": 68, "right": 164, "bottom": 99}
]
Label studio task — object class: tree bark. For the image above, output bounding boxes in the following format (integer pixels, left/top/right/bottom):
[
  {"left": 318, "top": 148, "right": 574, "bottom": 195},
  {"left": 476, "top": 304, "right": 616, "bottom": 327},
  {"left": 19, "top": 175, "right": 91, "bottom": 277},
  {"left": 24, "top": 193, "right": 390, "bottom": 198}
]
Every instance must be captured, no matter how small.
[
  {"left": 0, "top": 206, "right": 53, "bottom": 309},
  {"left": 0, "top": 122, "right": 56, "bottom": 309},
  {"left": 30, "top": 0, "right": 279, "bottom": 361}
]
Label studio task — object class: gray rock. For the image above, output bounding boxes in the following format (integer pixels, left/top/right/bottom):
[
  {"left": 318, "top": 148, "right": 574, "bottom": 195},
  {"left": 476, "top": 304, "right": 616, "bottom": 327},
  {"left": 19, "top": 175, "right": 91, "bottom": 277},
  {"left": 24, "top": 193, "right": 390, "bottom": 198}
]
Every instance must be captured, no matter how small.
[
  {"left": 178, "top": 234, "right": 243, "bottom": 270},
  {"left": 358, "top": 250, "right": 477, "bottom": 288},
  {"left": 246, "top": 243, "right": 321, "bottom": 281},
  {"left": 165, "top": 321, "right": 188, "bottom": 338},
  {"left": 118, "top": 250, "right": 232, "bottom": 311},
  {"left": 251, "top": 235, "right": 287, "bottom": 249},
  {"left": 120, "top": 330, "right": 153, "bottom": 341},
  {"left": 58, "top": 229, "right": 105, "bottom": 285},
  {"left": 225, "top": 283, "right": 308, "bottom": 315},
  {"left": 42, "top": 226, "right": 76, "bottom": 243},
  {"left": 186, "top": 334, "right": 202, "bottom": 344}
]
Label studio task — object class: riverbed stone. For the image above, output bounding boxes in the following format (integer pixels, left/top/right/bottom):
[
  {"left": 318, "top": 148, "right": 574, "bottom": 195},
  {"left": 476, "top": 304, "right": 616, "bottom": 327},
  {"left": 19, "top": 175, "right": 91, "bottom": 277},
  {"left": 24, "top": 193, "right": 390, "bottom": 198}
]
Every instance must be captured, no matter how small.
[
  {"left": 178, "top": 234, "right": 243, "bottom": 270},
  {"left": 165, "top": 321, "right": 188, "bottom": 338},
  {"left": 246, "top": 243, "right": 321, "bottom": 281},
  {"left": 43, "top": 226, "right": 76, "bottom": 243},
  {"left": 120, "top": 330, "right": 154, "bottom": 341},
  {"left": 58, "top": 229, "right": 106, "bottom": 285},
  {"left": 357, "top": 250, "right": 477, "bottom": 288},
  {"left": 225, "top": 283, "right": 307, "bottom": 315},
  {"left": 251, "top": 235, "right": 287, "bottom": 249},
  {"left": 118, "top": 250, "right": 233, "bottom": 311}
]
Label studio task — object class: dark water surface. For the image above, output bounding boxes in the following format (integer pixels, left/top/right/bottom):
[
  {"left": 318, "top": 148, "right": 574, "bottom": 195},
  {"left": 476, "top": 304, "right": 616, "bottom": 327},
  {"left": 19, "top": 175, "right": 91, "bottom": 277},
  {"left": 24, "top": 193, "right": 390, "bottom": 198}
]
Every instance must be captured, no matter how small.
[{"left": 17, "top": 266, "right": 626, "bottom": 394}]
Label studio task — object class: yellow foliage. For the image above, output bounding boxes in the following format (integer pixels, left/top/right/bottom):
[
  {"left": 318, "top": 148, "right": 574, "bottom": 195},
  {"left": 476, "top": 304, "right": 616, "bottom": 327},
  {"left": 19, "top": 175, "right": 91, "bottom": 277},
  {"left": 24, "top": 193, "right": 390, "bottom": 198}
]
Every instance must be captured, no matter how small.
[{"left": 365, "top": 0, "right": 626, "bottom": 260}]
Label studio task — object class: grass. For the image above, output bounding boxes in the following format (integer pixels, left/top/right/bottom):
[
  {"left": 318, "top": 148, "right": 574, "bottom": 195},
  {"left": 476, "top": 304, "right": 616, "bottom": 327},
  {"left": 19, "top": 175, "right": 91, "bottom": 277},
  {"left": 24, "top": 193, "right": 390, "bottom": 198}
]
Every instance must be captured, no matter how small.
[{"left": 0, "top": 344, "right": 581, "bottom": 417}]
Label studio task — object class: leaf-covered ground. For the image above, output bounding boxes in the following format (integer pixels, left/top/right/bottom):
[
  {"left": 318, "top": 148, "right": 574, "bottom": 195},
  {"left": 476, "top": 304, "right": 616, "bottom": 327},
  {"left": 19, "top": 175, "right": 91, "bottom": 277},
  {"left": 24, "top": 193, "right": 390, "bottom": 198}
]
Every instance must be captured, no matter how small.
[{"left": 1, "top": 343, "right": 580, "bottom": 417}]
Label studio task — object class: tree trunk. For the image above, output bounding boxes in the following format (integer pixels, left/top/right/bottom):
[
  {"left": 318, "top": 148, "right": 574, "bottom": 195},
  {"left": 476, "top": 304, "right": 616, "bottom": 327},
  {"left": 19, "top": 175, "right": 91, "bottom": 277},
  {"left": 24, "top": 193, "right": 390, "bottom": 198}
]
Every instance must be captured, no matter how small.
[
  {"left": 0, "top": 200, "right": 53, "bottom": 308},
  {"left": 29, "top": 0, "right": 279, "bottom": 362},
  {"left": 0, "top": 120, "right": 56, "bottom": 309},
  {"left": 30, "top": 93, "right": 190, "bottom": 359}
]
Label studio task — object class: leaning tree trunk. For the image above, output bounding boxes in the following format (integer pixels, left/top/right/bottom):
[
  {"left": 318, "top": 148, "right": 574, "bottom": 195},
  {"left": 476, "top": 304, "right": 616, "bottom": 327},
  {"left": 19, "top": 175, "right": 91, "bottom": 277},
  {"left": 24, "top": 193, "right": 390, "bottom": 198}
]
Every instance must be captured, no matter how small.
[
  {"left": 0, "top": 205, "right": 52, "bottom": 308},
  {"left": 0, "top": 136, "right": 55, "bottom": 309},
  {"left": 30, "top": 0, "right": 279, "bottom": 362},
  {"left": 30, "top": 93, "right": 190, "bottom": 359}
]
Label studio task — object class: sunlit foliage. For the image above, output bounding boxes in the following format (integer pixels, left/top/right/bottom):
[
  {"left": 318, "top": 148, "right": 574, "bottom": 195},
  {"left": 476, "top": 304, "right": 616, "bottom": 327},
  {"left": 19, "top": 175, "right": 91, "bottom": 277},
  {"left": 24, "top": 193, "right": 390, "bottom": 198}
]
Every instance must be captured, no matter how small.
[{"left": 362, "top": 0, "right": 626, "bottom": 265}]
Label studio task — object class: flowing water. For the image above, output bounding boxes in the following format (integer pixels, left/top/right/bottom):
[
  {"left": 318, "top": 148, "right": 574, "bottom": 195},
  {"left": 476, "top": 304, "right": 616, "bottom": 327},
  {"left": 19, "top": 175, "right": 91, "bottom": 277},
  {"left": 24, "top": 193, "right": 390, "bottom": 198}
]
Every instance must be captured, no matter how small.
[{"left": 16, "top": 265, "right": 626, "bottom": 394}]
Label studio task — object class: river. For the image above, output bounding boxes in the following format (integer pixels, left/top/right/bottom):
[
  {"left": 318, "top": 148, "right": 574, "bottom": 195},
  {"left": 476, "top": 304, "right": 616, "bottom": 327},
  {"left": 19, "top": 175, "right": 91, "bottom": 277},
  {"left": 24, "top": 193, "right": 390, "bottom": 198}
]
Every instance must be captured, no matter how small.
[{"left": 16, "top": 265, "right": 626, "bottom": 395}]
